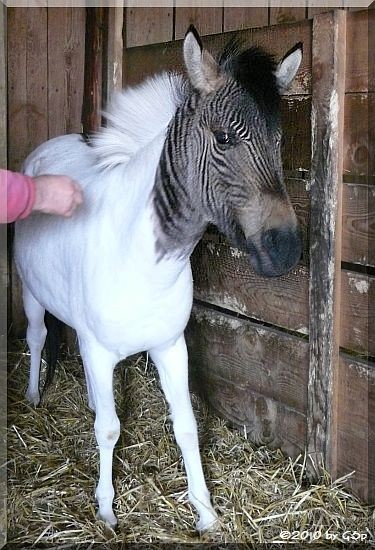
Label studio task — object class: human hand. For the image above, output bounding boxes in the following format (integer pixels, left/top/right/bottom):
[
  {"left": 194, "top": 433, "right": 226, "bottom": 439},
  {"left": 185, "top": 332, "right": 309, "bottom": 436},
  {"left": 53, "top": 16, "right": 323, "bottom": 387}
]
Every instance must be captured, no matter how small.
[{"left": 32, "top": 174, "right": 83, "bottom": 217}]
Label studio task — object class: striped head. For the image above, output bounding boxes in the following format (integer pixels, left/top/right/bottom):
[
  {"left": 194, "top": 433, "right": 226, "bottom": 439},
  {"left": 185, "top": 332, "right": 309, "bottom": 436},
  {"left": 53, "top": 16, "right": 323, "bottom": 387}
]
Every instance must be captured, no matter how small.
[{"left": 154, "top": 27, "right": 302, "bottom": 277}]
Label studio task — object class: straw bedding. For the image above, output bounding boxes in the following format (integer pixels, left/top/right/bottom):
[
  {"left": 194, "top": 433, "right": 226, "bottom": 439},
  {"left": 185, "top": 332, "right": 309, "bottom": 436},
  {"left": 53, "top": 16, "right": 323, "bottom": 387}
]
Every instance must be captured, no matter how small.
[{"left": 7, "top": 340, "right": 374, "bottom": 547}]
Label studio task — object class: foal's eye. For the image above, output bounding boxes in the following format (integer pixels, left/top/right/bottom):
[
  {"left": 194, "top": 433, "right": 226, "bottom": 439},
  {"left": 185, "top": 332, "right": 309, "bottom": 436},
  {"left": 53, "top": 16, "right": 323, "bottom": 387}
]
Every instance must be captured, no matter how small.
[{"left": 213, "top": 130, "right": 236, "bottom": 147}]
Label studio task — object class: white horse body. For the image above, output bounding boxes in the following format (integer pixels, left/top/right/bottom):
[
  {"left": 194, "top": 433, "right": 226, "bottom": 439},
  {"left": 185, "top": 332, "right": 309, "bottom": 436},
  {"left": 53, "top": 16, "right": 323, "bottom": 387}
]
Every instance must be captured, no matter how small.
[
  {"left": 15, "top": 71, "right": 215, "bottom": 531},
  {"left": 16, "top": 79, "right": 192, "bottom": 358},
  {"left": 15, "top": 29, "right": 303, "bottom": 533}
]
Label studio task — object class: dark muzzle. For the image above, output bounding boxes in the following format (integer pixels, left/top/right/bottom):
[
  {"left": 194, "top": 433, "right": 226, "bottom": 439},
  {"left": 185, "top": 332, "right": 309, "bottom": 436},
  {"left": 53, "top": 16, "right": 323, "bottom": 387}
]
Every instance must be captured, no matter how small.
[{"left": 247, "top": 226, "right": 302, "bottom": 277}]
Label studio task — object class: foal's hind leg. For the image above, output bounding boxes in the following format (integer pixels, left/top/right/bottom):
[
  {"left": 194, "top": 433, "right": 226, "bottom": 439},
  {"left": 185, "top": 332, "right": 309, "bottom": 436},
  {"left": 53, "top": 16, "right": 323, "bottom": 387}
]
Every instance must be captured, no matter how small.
[
  {"left": 22, "top": 286, "right": 47, "bottom": 406},
  {"left": 150, "top": 335, "right": 218, "bottom": 533}
]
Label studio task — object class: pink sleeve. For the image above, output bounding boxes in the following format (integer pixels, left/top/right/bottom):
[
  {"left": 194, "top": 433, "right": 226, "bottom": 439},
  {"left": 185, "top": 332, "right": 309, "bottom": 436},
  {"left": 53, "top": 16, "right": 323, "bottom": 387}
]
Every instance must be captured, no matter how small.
[{"left": 0, "top": 170, "right": 36, "bottom": 223}]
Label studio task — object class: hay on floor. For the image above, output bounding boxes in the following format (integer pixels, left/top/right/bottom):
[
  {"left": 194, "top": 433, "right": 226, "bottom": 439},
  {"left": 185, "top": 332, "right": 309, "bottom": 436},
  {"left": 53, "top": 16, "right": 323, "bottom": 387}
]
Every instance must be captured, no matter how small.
[{"left": 7, "top": 340, "right": 374, "bottom": 546}]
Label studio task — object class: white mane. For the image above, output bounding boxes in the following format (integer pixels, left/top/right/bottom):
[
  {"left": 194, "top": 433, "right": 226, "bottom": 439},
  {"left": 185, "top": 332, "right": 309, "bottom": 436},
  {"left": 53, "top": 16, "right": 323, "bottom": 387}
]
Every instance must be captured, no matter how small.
[{"left": 92, "top": 72, "right": 186, "bottom": 169}]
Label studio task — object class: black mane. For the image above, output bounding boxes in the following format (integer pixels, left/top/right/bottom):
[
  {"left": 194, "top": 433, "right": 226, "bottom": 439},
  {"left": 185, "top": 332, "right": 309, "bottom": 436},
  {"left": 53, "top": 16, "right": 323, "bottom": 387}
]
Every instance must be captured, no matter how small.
[{"left": 219, "top": 38, "right": 281, "bottom": 118}]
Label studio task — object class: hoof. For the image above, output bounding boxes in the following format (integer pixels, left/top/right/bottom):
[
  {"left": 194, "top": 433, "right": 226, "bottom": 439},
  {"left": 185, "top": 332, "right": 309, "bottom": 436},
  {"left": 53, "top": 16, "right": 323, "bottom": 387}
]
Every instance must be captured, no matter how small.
[
  {"left": 196, "top": 510, "right": 219, "bottom": 534},
  {"left": 96, "top": 509, "right": 118, "bottom": 529},
  {"left": 25, "top": 389, "right": 40, "bottom": 407}
]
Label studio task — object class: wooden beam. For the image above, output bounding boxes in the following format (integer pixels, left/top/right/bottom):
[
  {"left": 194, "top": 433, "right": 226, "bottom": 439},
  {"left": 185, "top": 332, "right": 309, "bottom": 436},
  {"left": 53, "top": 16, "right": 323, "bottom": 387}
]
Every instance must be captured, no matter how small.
[
  {"left": 186, "top": 304, "right": 309, "bottom": 459},
  {"left": 307, "top": 10, "right": 347, "bottom": 478},
  {"left": 337, "top": 354, "right": 375, "bottom": 503}
]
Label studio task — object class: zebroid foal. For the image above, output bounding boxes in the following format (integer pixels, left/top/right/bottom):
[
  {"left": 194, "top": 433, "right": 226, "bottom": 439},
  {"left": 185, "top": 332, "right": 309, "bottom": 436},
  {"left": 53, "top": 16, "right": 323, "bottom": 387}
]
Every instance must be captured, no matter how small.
[{"left": 15, "top": 27, "right": 303, "bottom": 532}]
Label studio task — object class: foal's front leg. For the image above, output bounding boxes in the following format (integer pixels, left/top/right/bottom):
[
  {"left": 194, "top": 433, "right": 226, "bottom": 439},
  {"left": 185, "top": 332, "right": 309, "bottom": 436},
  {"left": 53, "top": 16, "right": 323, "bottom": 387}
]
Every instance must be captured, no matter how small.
[
  {"left": 78, "top": 336, "right": 120, "bottom": 527},
  {"left": 150, "top": 335, "right": 218, "bottom": 532}
]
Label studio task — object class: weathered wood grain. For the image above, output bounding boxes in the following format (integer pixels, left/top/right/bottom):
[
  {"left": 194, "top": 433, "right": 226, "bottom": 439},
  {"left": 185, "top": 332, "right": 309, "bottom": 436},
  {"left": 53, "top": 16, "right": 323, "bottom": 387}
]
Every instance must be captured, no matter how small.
[
  {"left": 8, "top": 8, "right": 48, "bottom": 333},
  {"left": 123, "top": 19, "right": 312, "bottom": 96},
  {"left": 186, "top": 304, "right": 309, "bottom": 458},
  {"left": 223, "top": 7, "right": 268, "bottom": 32},
  {"left": 307, "top": 10, "right": 347, "bottom": 477},
  {"left": 337, "top": 353, "right": 375, "bottom": 503},
  {"left": 48, "top": 8, "right": 86, "bottom": 137},
  {"left": 82, "top": 8, "right": 105, "bottom": 134},
  {"left": 346, "top": 10, "right": 371, "bottom": 92},
  {"left": 340, "top": 271, "right": 374, "bottom": 356},
  {"left": 270, "top": 3, "right": 306, "bottom": 26},
  {"left": 369, "top": 5, "right": 374, "bottom": 100},
  {"left": 125, "top": 7, "right": 173, "bottom": 48},
  {"left": 282, "top": 93, "right": 373, "bottom": 179},
  {"left": 192, "top": 236, "right": 373, "bottom": 355},
  {"left": 308, "top": 6, "right": 336, "bottom": 18},
  {"left": 175, "top": 6, "right": 223, "bottom": 40},
  {"left": 104, "top": 6, "right": 124, "bottom": 103},
  {"left": 281, "top": 96, "right": 311, "bottom": 172},
  {"left": 344, "top": 93, "right": 373, "bottom": 179},
  {"left": 191, "top": 240, "right": 310, "bottom": 333},
  {"left": 26, "top": 8, "right": 48, "bottom": 150},
  {"left": 342, "top": 183, "right": 375, "bottom": 267},
  {"left": 8, "top": 9, "right": 28, "bottom": 171}
]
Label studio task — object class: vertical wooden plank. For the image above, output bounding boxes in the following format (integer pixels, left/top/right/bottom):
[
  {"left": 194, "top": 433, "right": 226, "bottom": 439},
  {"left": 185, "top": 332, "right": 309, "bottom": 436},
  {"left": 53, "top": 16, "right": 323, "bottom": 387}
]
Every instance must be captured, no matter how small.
[
  {"left": 26, "top": 8, "right": 48, "bottom": 150},
  {"left": 48, "top": 8, "right": 86, "bottom": 138},
  {"left": 270, "top": 2, "right": 306, "bottom": 25},
  {"left": 105, "top": 5, "right": 124, "bottom": 103},
  {"left": 370, "top": 8, "right": 375, "bottom": 93},
  {"left": 307, "top": 11, "right": 347, "bottom": 478},
  {"left": 7, "top": 9, "right": 27, "bottom": 171},
  {"left": 125, "top": 7, "right": 173, "bottom": 47},
  {"left": 223, "top": 7, "right": 268, "bottom": 32},
  {"left": 175, "top": 5, "right": 223, "bottom": 40},
  {"left": 345, "top": 11, "right": 369, "bottom": 93},
  {"left": 8, "top": 8, "right": 48, "bottom": 337},
  {"left": 0, "top": 3, "right": 6, "bottom": 169},
  {"left": 343, "top": 93, "right": 371, "bottom": 177},
  {"left": 336, "top": 355, "right": 374, "bottom": 503}
]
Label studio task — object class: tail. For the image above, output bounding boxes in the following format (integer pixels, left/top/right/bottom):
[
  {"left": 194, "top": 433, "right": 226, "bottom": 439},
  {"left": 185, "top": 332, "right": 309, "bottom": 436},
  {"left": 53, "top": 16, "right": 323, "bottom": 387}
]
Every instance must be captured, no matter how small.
[{"left": 42, "top": 311, "right": 64, "bottom": 396}]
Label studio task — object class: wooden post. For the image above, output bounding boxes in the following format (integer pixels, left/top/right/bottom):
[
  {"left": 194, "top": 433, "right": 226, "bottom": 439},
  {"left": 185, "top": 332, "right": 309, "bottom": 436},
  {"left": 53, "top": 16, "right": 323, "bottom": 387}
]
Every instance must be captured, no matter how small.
[
  {"left": 82, "top": 6, "right": 124, "bottom": 132},
  {"left": 307, "top": 10, "right": 347, "bottom": 478},
  {"left": 104, "top": 4, "right": 124, "bottom": 104},
  {"left": 82, "top": 7, "right": 106, "bottom": 133}
]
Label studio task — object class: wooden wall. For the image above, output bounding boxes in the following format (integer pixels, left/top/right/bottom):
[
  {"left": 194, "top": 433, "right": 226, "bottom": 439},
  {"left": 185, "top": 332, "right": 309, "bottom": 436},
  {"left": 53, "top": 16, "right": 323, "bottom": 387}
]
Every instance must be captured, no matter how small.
[
  {"left": 6, "top": 7, "right": 86, "bottom": 337},
  {"left": 124, "top": 4, "right": 361, "bottom": 49},
  {"left": 7, "top": 8, "right": 86, "bottom": 172},
  {"left": 122, "top": 8, "right": 374, "bottom": 503},
  {"left": 5, "top": 5, "right": 373, "bottom": 504}
]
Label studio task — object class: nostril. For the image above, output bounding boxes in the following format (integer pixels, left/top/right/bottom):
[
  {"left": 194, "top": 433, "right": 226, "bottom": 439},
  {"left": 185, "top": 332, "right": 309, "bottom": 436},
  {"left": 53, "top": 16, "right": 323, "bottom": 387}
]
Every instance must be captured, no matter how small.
[
  {"left": 262, "top": 228, "right": 284, "bottom": 254},
  {"left": 262, "top": 227, "right": 301, "bottom": 269}
]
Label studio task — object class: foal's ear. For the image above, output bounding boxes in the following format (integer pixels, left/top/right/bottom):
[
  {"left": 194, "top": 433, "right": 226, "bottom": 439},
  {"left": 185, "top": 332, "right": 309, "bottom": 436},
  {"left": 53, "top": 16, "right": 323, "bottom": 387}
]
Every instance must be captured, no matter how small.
[
  {"left": 183, "top": 25, "right": 225, "bottom": 95},
  {"left": 275, "top": 42, "right": 303, "bottom": 92}
]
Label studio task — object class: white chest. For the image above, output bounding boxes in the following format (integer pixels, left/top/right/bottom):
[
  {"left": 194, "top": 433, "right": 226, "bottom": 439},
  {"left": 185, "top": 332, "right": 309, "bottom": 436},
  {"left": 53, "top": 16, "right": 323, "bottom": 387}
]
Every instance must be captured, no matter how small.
[{"left": 85, "top": 257, "right": 194, "bottom": 357}]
